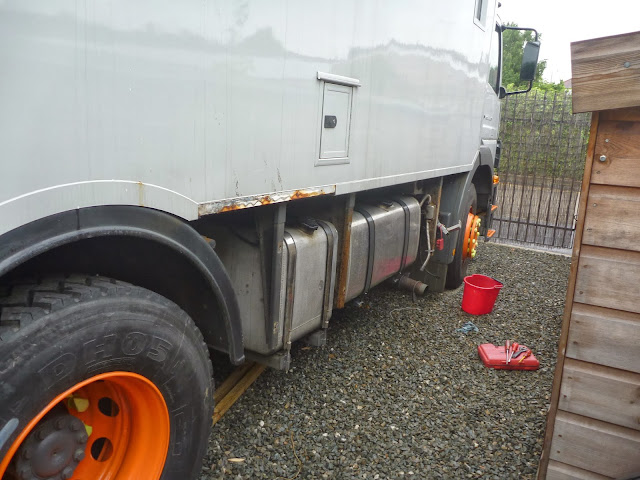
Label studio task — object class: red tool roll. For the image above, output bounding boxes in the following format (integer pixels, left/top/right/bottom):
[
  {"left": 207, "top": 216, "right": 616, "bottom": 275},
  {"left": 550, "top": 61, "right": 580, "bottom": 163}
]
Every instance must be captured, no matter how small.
[{"left": 478, "top": 343, "right": 539, "bottom": 370}]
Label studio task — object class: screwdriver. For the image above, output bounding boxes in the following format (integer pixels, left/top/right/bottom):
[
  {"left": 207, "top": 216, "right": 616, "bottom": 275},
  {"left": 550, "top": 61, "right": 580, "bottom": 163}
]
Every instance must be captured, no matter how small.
[
  {"left": 505, "top": 340, "right": 511, "bottom": 364},
  {"left": 509, "top": 342, "right": 520, "bottom": 364},
  {"left": 518, "top": 350, "right": 532, "bottom": 364}
]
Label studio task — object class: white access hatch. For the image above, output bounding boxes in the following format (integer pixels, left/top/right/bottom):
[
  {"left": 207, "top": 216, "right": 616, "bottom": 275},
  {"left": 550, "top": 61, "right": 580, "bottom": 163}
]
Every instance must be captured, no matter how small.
[{"left": 319, "top": 82, "right": 353, "bottom": 161}]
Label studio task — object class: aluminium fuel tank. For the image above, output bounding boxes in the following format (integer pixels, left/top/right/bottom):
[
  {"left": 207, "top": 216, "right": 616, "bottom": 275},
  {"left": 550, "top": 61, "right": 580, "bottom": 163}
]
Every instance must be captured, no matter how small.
[{"left": 345, "top": 196, "right": 421, "bottom": 302}]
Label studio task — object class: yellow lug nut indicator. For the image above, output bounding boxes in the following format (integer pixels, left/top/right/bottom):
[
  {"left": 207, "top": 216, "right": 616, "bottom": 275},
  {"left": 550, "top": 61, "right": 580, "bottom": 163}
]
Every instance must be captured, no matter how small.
[{"left": 67, "top": 394, "right": 90, "bottom": 413}]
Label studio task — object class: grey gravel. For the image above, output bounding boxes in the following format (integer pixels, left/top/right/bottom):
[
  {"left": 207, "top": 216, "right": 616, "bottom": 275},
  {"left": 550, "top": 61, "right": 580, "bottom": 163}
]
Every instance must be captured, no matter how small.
[{"left": 203, "top": 242, "right": 570, "bottom": 479}]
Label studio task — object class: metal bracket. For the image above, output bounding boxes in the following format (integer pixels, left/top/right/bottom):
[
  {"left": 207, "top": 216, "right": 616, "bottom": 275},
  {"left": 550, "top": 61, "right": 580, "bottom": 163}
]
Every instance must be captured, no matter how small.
[
  {"left": 245, "top": 350, "right": 291, "bottom": 371},
  {"left": 316, "top": 220, "right": 336, "bottom": 329},
  {"left": 282, "top": 232, "right": 297, "bottom": 353},
  {"left": 439, "top": 221, "right": 462, "bottom": 235},
  {"left": 303, "top": 329, "right": 327, "bottom": 347}
]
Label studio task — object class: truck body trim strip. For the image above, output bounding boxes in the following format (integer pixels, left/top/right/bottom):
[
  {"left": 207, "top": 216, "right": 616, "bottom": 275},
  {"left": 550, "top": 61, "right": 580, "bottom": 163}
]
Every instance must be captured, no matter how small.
[{"left": 316, "top": 71, "right": 361, "bottom": 87}]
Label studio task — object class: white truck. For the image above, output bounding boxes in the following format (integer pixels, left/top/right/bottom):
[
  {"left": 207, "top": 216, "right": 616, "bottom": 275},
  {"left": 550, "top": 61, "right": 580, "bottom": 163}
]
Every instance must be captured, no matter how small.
[{"left": 0, "top": 1, "right": 538, "bottom": 478}]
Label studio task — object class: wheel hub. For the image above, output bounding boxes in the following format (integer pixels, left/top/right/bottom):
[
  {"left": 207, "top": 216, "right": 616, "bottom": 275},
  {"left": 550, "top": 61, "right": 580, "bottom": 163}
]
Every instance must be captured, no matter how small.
[
  {"left": 464, "top": 213, "right": 481, "bottom": 259},
  {"left": 14, "top": 412, "right": 87, "bottom": 480}
]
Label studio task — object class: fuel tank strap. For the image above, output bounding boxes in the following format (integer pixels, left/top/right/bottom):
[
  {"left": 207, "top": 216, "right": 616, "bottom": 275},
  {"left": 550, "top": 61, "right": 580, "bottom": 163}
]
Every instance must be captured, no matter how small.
[
  {"left": 316, "top": 220, "right": 336, "bottom": 328},
  {"left": 282, "top": 232, "right": 297, "bottom": 351},
  {"left": 354, "top": 207, "right": 375, "bottom": 294},
  {"left": 394, "top": 197, "right": 411, "bottom": 272}
]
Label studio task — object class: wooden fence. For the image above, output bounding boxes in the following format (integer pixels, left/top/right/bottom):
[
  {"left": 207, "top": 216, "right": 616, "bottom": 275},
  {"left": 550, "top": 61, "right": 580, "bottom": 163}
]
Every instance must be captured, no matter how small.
[{"left": 492, "top": 90, "right": 592, "bottom": 251}]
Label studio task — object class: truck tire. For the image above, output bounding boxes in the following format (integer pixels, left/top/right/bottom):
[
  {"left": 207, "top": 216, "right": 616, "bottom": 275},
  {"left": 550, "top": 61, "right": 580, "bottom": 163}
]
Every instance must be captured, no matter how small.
[
  {"left": 445, "top": 183, "right": 478, "bottom": 289},
  {"left": 0, "top": 275, "right": 213, "bottom": 480}
]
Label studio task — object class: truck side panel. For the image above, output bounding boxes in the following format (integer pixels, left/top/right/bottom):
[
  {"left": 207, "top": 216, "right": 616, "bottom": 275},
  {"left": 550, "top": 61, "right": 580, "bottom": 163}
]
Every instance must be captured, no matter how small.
[{"left": 0, "top": 0, "right": 497, "bottom": 236}]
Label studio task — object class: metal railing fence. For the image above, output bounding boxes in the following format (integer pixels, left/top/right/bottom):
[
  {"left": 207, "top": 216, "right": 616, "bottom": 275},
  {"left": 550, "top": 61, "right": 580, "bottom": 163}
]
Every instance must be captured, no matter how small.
[{"left": 492, "top": 90, "right": 591, "bottom": 251}]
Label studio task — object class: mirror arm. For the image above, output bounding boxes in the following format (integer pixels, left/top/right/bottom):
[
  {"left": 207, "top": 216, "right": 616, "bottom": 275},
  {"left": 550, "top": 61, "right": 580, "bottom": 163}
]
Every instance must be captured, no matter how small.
[
  {"left": 502, "top": 79, "right": 534, "bottom": 97},
  {"left": 500, "top": 25, "right": 539, "bottom": 41}
]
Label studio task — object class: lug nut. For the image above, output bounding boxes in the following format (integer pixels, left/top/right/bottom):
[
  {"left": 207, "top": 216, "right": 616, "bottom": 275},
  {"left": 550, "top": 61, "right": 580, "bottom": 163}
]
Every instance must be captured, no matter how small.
[
  {"left": 55, "top": 418, "right": 65, "bottom": 430},
  {"left": 74, "top": 448, "right": 86, "bottom": 461},
  {"left": 61, "top": 466, "right": 75, "bottom": 480},
  {"left": 22, "top": 448, "right": 32, "bottom": 460}
]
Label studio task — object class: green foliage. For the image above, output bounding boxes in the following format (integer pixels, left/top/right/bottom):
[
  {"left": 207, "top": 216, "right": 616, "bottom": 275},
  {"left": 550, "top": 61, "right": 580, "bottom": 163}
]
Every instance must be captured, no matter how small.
[
  {"left": 502, "top": 22, "right": 566, "bottom": 93},
  {"left": 499, "top": 89, "right": 591, "bottom": 181}
]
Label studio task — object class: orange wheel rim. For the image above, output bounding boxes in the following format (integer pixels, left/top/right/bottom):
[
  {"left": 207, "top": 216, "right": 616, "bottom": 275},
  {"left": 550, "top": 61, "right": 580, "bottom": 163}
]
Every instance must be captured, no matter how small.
[
  {"left": 0, "top": 372, "right": 170, "bottom": 480},
  {"left": 463, "top": 211, "right": 481, "bottom": 259}
]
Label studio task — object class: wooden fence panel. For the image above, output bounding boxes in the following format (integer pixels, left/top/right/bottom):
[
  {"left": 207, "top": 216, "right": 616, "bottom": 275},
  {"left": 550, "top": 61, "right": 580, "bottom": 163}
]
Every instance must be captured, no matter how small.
[
  {"left": 571, "top": 31, "right": 640, "bottom": 113},
  {"left": 566, "top": 303, "right": 640, "bottom": 374},
  {"left": 574, "top": 245, "right": 640, "bottom": 314},
  {"left": 582, "top": 185, "right": 640, "bottom": 251},
  {"left": 546, "top": 461, "right": 612, "bottom": 480},
  {"left": 591, "top": 120, "right": 640, "bottom": 188},
  {"left": 558, "top": 358, "right": 640, "bottom": 431},
  {"left": 549, "top": 411, "right": 640, "bottom": 478}
]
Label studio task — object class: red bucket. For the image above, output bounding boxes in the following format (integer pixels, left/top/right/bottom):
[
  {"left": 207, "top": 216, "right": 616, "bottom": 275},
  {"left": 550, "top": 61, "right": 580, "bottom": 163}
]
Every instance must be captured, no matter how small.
[{"left": 461, "top": 274, "right": 503, "bottom": 315}]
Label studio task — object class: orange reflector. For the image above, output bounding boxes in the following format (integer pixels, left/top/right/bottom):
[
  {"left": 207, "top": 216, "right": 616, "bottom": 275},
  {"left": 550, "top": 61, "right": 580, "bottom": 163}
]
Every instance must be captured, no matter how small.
[
  {"left": 493, "top": 175, "right": 500, "bottom": 184},
  {"left": 487, "top": 229, "right": 496, "bottom": 238},
  {"left": 491, "top": 205, "right": 498, "bottom": 212}
]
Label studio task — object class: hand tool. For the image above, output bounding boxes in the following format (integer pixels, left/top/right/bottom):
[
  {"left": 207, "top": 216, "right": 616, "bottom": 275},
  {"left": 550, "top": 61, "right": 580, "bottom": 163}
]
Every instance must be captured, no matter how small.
[
  {"left": 508, "top": 342, "right": 519, "bottom": 363},
  {"left": 517, "top": 350, "right": 532, "bottom": 364},
  {"left": 505, "top": 340, "right": 511, "bottom": 364},
  {"left": 511, "top": 346, "right": 529, "bottom": 359}
]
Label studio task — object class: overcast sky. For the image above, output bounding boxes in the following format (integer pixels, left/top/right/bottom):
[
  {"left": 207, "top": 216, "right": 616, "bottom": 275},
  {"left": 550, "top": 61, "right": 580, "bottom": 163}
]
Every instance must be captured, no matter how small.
[{"left": 498, "top": 0, "right": 637, "bottom": 83}]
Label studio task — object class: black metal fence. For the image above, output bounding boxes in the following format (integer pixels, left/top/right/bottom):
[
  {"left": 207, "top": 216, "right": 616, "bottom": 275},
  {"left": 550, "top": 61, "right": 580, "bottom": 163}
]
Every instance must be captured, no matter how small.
[{"left": 492, "top": 90, "right": 591, "bottom": 251}]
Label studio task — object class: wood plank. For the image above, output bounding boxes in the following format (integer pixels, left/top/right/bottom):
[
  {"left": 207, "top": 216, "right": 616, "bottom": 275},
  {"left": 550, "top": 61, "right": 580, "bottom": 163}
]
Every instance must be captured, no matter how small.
[
  {"left": 537, "top": 112, "right": 600, "bottom": 480},
  {"left": 592, "top": 155, "right": 640, "bottom": 189},
  {"left": 571, "top": 31, "right": 640, "bottom": 113},
  {"left": 213, "top": 362, "right": 255, "bottom": 403},
  {"left": 547, "top": 460, "right": 612, "bottom": 480},
  {"left": 600, "top": 106, "right": 640, "bottom": 122},
  {"left": 559, "top": 358, "right": 640, "bottom": 430},
  {"left": 591, "top": 119, "right": 640, "bottom": 188},
  {"left": 596, "top": 120, "right": 640, "bottom": 159},
  {"left": 549, "top": 411, "right": 640, "bottom": 478},
  {"left": 566, "top": 303, "right": 640, "bottom": 374},
  {"left": 574, "top": 245, "right": 640, "bottom": 314},
  {"left": 583, "top": 185, "right": 640, "bottom": 251},
  {"left": 212, "top": 363, "right": 266, "bottom": 425}
]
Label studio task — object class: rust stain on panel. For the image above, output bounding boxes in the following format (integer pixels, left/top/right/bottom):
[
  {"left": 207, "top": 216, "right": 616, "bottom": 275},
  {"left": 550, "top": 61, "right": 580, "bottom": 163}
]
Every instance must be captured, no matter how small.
[
  {"left": 198, "top": 186, "right": 336, "bottom": 216},
  {"left": 137, "top": 181, "right": 145, "bottom": 206}
]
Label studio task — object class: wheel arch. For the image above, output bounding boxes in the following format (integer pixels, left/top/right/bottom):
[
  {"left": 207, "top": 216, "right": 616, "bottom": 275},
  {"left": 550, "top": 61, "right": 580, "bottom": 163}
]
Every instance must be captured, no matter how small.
[
  {"left": 443, "top": 149, "right": 494, "bottom": 226},
  {"left": 0, "top": 206, "right": 245, "bottom": 365},
  {"left": 430, "top": 149, "right": 495, "bottom": 267},
  {"left": 472, "top": 144, "right": 496, "bottom": 215}
]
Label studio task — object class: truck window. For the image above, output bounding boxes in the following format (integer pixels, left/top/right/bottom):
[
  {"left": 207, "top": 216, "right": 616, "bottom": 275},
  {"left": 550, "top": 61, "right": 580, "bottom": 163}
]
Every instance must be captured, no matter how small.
[
  {"left": 488, "top": 24, "right": 501, "bottom": 94},
  {"left": 474, "top": 0, "right": 487, "bottom": 26}
]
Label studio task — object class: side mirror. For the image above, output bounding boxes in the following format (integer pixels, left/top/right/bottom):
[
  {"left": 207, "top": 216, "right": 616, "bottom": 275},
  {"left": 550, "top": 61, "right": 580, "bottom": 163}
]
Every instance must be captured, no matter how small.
[
  {"left": 500, "top": 26, "right": 540, "bottom": 97},
  {"left": 520, "top": 41, "right": 540, "bottom": 82}
]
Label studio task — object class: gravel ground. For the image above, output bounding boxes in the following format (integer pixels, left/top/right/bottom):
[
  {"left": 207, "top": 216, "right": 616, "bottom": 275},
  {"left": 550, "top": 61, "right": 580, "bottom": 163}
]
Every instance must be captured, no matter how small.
[{"left": 204, "top": 242, "right": 570, "bottom": 479}]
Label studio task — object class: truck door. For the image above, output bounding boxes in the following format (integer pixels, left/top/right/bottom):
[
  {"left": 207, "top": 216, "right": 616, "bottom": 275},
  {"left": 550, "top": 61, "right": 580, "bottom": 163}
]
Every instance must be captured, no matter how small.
[{"left": 481, "top": 23, "right": 502, "bottom": 141}]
